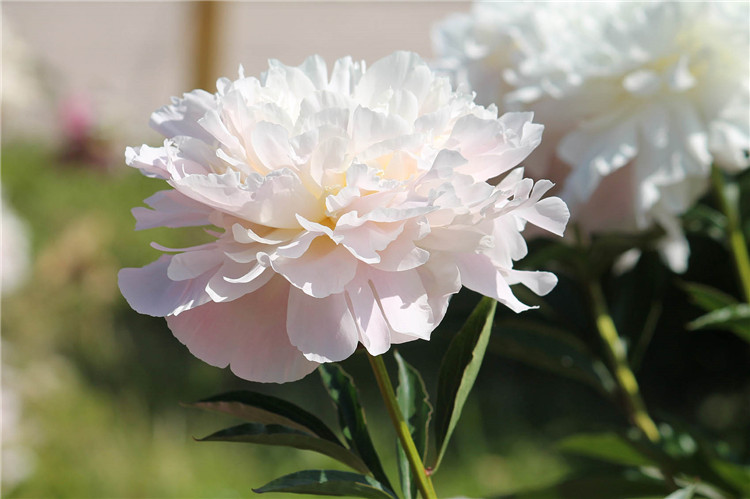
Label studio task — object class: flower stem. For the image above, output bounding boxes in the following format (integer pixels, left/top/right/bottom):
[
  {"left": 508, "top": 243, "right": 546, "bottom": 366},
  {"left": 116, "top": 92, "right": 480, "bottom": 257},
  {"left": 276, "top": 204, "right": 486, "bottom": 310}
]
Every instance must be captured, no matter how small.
[
  {"left": 367, "top": 353, "right": 437, "bottom": 499},
  {"left": 711, "top": 165, "right": 750, "bottom": 303},
  {"left": 587, "top": 279, "right": 661, "bottom": 444}
]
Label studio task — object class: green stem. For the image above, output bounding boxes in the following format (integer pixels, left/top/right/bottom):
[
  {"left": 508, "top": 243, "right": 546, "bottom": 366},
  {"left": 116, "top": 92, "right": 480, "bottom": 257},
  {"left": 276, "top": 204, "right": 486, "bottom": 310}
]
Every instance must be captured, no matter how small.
[
  {"left": 711, "top": 165, "right": 750, "bottom": 303},
  {"left": 588, "top": 280, "right": 661, "bottom": 444},
  {"left": 368, "top": 354, "right": 437, "bottom": 499}
]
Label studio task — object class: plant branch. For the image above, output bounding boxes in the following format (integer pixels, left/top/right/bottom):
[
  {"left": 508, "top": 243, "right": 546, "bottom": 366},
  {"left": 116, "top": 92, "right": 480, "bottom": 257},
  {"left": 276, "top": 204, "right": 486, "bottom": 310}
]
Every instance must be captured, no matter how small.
[
  {"left": 588, "top": 279, "right": 661, "bottom": 444},
  {"left": 368, "top": 353, "right": 437, "bottom": 499},
  {"left": 711, "top": 165, "right": 750, "bottom": 303}
]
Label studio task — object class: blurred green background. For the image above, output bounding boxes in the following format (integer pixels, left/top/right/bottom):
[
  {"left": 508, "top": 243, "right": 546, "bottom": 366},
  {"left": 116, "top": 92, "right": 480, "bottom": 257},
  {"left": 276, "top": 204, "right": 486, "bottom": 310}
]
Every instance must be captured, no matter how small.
[{"left": 2, "top": 2, "right": 748, "bottom": 498}]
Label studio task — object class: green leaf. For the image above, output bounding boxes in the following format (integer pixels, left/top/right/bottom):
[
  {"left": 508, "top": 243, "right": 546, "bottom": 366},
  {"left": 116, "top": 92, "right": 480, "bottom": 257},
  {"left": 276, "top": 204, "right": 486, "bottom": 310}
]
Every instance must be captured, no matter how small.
[
  {"left": 490, "top": 470, "right": 669, "bottom": 499},
  {"left": 556, "top": 432, "right": 658, "bottom": 468},
  {"left": 318, "top": 364, "right": 392, "bottom": 491},
  {"left": 394, "top": 350, "right": 432, "bottom": 499},
  {"left": 683, "top": 204, "right": 727, "bottom": 241},
  {"left": 433, "top": 296, "right": 497, "bottom": 471},
  {"left": 491, "top": 319, "right": 616, "bottom": 397},
  {"left": 185, "top": 391, "right": 342, "bottom": 445},
  {"left": 688, "top": 303, "right": 750, "bottom": 343},
  {"left": 198, "top": 423, "right": 369, "bottom": 474},
  {"left": 254, "top": 469, "right": 397, "bottom": 499},
  {"left": 680, "top": 282, "right": 738, "bottom": 312}
]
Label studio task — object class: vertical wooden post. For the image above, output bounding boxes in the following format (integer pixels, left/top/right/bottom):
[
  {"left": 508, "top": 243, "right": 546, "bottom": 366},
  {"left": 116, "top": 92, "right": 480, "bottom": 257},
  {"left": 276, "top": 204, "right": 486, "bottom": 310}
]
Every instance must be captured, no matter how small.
[{"left": 194, "top": 1, "right": 220, "bottom": 91}]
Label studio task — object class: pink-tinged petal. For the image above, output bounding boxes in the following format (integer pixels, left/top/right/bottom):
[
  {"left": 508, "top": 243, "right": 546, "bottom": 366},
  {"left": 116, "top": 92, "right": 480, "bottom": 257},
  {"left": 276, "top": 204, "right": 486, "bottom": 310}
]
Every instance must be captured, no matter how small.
[
  {"left": 345, "top": 275, "right": 392, "bottom": 356},
  {"left": 172, "top": 168, "right": 321, "bottom": 229},
  {"left": 167, "top": 248, "right": 224, "bottom": 281},
  {"left": 448, "top": 113, "right": 543, "bottom": 182},
  {"left": 456, "top": 253, "right": 533, "bottom": 313},
  {"left": 118, "top": 255, "right": 214, "bottom": 317},
  {"left": 287, "top": 287, "right": 359, "bottom": 363},
  {"left": 515, "top": 196, "right": 570, "bottom": 236},
  {"left": 133, "top": 190, "right": 212, "bottom": 230},
  {"left": 504, "top": 269, "right": 557, "bottom": 296},
  {"left": 150, "top": 89, "right": 217, "bottom": 142},
  {"left": 369, "top": 269, "right": 433, "bottom": 338},
  {"left": 416, "top": 255, "right": 461, "bottom": 329},
  {"left": 374, "top": 220, "right": 431, "bottom": 272},
  {"left": 166, "top": 277, "right": 319, "bottom": 383},
  {"left": 251, "top": 121, "right": 295, "bottom": 170},
  {"left": 125, "top": 144, "right": 171, "bottom": 179},
  {"left": 271, "top": 236, "right": 357, "bottom": 298},
  {"left": 335, "top": 217, "right": 406, "bottom": 264},
  {"left": 205, "top": 260, "right": 274, "bottom": 303},
  {"left": 349, "top": 106, "right": 411, "bottom": 152}
]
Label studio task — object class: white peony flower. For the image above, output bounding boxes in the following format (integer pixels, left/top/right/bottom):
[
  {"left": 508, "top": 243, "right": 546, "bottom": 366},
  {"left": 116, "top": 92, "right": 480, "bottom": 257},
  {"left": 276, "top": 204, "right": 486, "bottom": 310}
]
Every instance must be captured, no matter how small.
[
  {"left": 119, "top": 52, "right": 569, "bottom": 383},
  {"left": 433, "top": 1, "right": 750, "bottom": 272}
]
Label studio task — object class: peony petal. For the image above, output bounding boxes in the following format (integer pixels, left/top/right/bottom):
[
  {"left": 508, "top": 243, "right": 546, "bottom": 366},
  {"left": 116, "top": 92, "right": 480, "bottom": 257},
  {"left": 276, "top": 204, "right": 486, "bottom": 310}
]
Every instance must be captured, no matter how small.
[
  {"left": 166, "top": 277, "right": 319, "bottom": 383},
  {"left": 286, "top": 287, "right": 359, "bottom": 363},
  {"left": 118, "top": 255, "right": 214, "bottom": 317},
  {"left": 369, "top": 269, "right": 433, "bottom": 337},
  {"left": 457, "top": 253, "right": 533, "bottom": 313},
  {"left": 345, "top": 274, "right": 392, "bottom": 356},
  {"left": 271, "top": 236, "right": 358, "bottom": 298}
]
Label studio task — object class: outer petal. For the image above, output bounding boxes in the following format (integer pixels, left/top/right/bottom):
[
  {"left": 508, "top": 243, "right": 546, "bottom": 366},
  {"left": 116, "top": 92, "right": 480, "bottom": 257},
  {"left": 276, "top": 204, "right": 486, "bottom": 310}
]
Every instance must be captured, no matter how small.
[
  {"left": 118, "top": 255, "right": 214, "bottom": 317},
  {"left": 166, "top": 276, "right": 319, "bottom": 383},
  {"left": 369, "top": 268, "right": 433, "bottom": 338},
  {"left": 345, "top": 274, "right": 392, "bottom": 356},
  {"left": 286, "top": 287, "right": 359, "bottom": 363},
  {"left": 456, "top": 253, "right": 533, "bottom": 313}
]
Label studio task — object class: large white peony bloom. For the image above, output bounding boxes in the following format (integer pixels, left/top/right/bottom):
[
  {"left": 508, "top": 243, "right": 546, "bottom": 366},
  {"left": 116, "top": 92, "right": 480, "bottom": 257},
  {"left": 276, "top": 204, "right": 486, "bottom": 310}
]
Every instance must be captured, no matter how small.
[
  {"left": 434, "top": 1, "right": 750, "bottom": 272},
  {"left": 119, "top": 52, "right": 569, "bottom": 382}
]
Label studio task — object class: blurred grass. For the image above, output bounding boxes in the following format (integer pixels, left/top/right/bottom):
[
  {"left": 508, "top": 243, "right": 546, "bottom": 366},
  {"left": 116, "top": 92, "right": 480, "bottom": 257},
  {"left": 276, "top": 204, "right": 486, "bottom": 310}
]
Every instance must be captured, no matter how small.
[{"left": 1, "top": 142, "right": 569, "bottom": 498}]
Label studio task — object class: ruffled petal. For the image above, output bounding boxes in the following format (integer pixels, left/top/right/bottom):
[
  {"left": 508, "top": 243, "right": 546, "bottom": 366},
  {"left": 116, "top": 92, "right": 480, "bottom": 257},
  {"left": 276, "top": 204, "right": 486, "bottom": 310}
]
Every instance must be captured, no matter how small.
[{"left": 166, "top": 277, "right": 319, "bottom": 383}]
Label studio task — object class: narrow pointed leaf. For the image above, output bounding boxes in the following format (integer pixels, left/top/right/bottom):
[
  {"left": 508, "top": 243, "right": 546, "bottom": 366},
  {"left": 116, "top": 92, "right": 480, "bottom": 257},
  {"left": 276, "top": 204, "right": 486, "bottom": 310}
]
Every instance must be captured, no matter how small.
[
  {"left": 254, "top": 469, "right": 398, "bottom": 499},
  {"left": 394, "top": 350, "right": 432, "bottom": 499},
  {"left": 492, "top": 319, "right": 616, "bottom": 397},
  {"left": 680, "top": 282, "right": 738, "bottom": 312},
  {"left": 198, "top": 423, "right": 369, "bottom": 474},
  {"left": 185, "top": 391, "right": 342, "bottom": 445},
  {"left": 688, "top": 304, "right": 750, "bottom": 343},
  {"left": 319, "top": 364, "right": 392, "bottom": 491},
  {"left": 556, "top": 432, "right": 658, "bottom": 468},
  {"left": 434, "top": 296, "right": 497, "bottom": 471}
]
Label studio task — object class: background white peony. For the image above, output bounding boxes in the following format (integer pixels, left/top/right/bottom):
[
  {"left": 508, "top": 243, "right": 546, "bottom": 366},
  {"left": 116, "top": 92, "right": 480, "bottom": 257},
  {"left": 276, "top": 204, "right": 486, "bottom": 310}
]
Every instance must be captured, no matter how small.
[{"left": 433, "top": 1, "right": 750, "bottom": 272}]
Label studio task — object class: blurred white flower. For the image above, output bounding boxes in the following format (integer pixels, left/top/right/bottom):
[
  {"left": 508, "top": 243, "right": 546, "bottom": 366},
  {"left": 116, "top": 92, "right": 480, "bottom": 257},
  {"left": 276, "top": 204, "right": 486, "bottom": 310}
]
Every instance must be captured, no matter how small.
[
  {"left": 119, "top": 51, "right": 568, "bottom": 383},
  {"left": 1, "top": 194, "right": 31, "bottom": 295},
  {"left": 433, "top": 1, "right": 750, "bottom": 271}
]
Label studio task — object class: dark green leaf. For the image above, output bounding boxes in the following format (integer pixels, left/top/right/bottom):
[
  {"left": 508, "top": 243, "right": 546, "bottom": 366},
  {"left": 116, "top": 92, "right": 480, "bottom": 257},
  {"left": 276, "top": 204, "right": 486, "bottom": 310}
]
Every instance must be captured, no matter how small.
[
  {"left": 319, "top": 364, "right": 392, "bottom": 491},
  {"left": 556, "top": 432, "right": 658, "bottom": 468},
  {"left": 254, "top": 469, "right": 397, "bottom": 499},
  {"left": 198, "top": 423, "right": 369, "bottom": 474},
  {"left": 683, "top": 204, "right": 727, "bottom": 241},
  {"left": 185, "top": 391, "right": 342, "bottom": 445},
  {"left": 394, "top": 350, "right": 432, "bottom": 499},
  {"left": 434, "top": 296, "right": 497, "bottom": 471},
  {"left": 491, "top": 319, "right": 616, "bottom": 397},
  {"left": 680, "top": 282, "right": 738, "bottom": 312},
  {"left": 490, "top": 470, "right": 669, "bottom": 499},
  {"left": 688, "top": 304, "right": 750, "bottom": 343}
]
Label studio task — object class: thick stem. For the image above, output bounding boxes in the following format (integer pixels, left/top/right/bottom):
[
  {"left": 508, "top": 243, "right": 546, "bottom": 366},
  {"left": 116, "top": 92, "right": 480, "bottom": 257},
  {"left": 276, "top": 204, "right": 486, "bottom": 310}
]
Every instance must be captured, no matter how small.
[
  {"left": 711, "top": 165, "right": 750, "bottom": 303},
  {"left": 588, "top": 280, "right": 661, "bottom": 444},
  {"left": 368, "top": 354, "right": 437, "bottom": 499}
]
